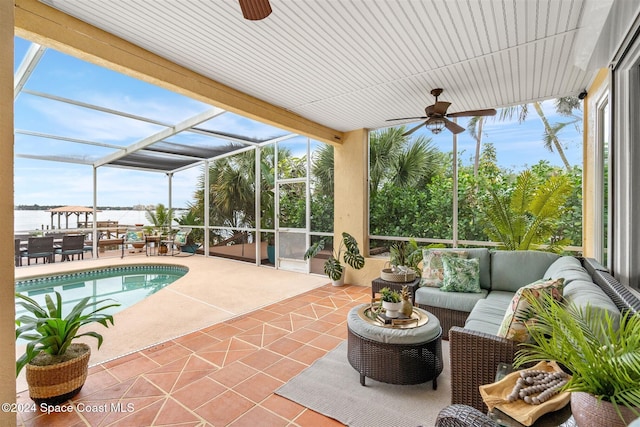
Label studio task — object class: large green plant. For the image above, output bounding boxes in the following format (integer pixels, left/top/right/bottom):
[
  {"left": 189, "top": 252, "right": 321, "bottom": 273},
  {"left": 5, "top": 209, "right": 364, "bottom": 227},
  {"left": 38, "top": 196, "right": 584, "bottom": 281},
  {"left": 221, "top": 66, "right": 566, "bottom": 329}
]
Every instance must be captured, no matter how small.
[
  {"left": 304, "top": 232, "right": 365, "bottom": 281},
  {"left": 514, "top": 293, "right": 640, "bottom": 422},
  {"left": 482, "top": 169, "right": 571, "bottom": 251},
  {"left": 15, "top": 291, "right": 120, "bottom": 376},
  {"left": 145, "top": 203, "right": 175, "bottom": 233}
]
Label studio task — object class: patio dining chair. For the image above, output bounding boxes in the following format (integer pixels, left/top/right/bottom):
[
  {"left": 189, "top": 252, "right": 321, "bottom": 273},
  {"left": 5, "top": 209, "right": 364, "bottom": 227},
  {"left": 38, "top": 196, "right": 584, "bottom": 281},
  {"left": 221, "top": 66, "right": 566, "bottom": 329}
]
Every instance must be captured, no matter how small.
[
  {"left": 123, "top": 228, "right": 146, "bottom": 255},
  {"left": 15, "top": 238, "right": 25, "bottom": 266},
  {"left": 25, "top": 236, "right": 55, "bottom": 265},
  {"left": 57, "top": 234, "right": 86, "bottom": 261}
]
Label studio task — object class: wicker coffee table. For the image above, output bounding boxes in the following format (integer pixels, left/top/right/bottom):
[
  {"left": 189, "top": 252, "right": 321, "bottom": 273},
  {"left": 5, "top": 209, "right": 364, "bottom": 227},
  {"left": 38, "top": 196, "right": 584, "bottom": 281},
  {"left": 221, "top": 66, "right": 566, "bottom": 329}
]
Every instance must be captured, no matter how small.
[{"left": 347, "top": 304, "right": 443, "bottom": 388}]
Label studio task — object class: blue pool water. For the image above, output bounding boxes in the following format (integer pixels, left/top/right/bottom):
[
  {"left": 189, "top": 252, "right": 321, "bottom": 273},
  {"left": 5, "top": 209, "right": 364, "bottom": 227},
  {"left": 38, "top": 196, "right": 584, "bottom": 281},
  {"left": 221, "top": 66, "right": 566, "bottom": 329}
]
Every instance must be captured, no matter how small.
[{"left": 15, "top": 265, "right": 188, "bottom": 319}]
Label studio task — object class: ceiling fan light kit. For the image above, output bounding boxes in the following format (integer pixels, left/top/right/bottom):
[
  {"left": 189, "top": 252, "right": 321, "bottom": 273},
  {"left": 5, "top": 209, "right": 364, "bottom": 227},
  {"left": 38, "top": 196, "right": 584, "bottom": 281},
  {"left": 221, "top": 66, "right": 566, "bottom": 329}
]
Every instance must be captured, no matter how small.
[
  {"left": 386, "top": 88, "right": 497, "bottom": 136},
  {"left": 238, "top": 0, "right": 272, "bottom": 20},
  {"left": 426, "top": 119, "right": 445, "bottom": 134}
]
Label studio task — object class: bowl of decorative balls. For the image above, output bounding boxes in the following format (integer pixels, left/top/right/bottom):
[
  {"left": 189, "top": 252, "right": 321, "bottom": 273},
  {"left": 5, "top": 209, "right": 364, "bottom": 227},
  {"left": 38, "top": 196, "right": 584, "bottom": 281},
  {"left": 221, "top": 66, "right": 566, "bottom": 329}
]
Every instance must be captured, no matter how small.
[{"left": 479, "top": 361, "right": 571, "bottom": 426}]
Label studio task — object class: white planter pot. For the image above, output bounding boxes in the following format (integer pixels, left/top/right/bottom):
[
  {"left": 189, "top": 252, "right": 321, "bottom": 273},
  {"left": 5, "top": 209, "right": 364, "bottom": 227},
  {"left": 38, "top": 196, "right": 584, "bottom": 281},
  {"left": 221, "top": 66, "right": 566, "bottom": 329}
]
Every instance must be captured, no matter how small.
[
  {"left": 382, "top": 300, "right": 403, "bottom": 318},
  {"left": 330, "top": 270, "right": 345, "bottom": 287}
]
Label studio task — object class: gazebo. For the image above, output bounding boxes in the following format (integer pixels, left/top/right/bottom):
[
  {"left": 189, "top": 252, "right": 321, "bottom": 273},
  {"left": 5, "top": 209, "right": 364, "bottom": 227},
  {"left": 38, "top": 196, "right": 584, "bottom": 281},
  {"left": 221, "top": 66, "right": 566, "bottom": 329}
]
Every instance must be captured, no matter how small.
[{"left": 46, "top": 205, "right": 98, "bottom": 230}]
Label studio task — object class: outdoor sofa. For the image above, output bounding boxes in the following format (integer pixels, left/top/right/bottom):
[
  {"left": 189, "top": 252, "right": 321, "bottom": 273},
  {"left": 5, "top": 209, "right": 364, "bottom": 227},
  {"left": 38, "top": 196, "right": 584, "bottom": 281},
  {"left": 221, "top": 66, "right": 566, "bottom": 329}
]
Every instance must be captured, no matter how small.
[{"left": 413, "top": 249, "right": 640, "bottom": 411}]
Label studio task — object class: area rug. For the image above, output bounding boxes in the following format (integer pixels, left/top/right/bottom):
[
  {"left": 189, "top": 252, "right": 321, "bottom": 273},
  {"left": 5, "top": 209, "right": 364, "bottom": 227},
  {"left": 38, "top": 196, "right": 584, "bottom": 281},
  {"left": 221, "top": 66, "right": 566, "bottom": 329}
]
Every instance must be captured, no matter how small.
[{"left": 276, "top": 340, "right": 451, "bottom": 427}]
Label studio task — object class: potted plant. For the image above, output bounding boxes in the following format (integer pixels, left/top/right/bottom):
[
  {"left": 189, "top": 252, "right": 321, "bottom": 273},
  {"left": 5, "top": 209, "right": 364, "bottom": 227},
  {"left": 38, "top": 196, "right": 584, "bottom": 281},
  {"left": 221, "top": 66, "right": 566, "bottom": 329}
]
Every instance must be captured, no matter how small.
[
  {"left": 15, "top": 291, "right": 120, "bottom": 404},
  {"left": 379, "top": 287, "right": 403, "bottom": 318},
  {"left": 304, "top": 232, "right": 365, "bottom": 286},
  {"left": 513, "top": 293, "right": 640, "bottom": 426},
  {"left": 389, "top": 239, "right": 423, "bottom": 276}
]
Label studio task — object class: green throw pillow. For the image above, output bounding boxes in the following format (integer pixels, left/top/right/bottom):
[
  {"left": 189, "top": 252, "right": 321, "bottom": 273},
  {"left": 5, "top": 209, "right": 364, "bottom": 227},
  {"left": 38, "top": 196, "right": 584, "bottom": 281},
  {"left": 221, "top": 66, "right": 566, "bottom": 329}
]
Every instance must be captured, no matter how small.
[
  {"left": 440, "top": 256, "right": 481, "bottom": 293},
  {"left": 497, "top": 278, "right": 564, "bottom": 343},
  {"left": 421, "top": 249, "right": 468, "bottom": 287}
]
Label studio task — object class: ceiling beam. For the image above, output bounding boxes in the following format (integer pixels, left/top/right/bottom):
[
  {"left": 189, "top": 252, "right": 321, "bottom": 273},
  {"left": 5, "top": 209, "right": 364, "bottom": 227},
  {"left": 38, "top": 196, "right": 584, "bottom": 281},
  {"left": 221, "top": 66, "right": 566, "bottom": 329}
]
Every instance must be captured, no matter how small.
[{"left": 15, "top": 0, "right": 345, "bottom": 146}]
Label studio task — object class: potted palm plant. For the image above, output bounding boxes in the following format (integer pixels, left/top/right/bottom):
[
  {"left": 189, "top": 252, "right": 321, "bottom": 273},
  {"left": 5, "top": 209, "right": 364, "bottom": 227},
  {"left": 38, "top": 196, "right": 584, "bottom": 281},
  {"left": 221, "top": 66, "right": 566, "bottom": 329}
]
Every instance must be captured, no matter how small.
[
  {"left": 513, "top": 293, "right": 640, "bottom": 426},
  {"left": 304, "top": 232, "right": 365, "bottom": 286},
  {"left": 15, "top": 291, "right": 120, "bottom": 404}
]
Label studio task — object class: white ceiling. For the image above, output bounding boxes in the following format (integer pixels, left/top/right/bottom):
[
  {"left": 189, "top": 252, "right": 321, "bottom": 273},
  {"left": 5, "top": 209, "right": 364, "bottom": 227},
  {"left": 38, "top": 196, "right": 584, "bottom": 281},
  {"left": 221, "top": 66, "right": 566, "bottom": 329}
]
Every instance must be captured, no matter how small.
[{"left": 40, "top": 0, "right": 602, "bottom": 133}]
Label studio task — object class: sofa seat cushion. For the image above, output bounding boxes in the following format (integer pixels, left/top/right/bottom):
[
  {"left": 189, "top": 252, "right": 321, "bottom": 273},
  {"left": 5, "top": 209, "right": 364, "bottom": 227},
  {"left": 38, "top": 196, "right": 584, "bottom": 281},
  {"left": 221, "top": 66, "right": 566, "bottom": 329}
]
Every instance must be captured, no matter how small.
[
  {"left": 564, "top": 279, "right": 621, "bottom": 328},
  {"left": 415, "top": 286, "right": 488, "bottom": 312},
  {"left": 490, "top": 250, "right": 560, "bottom": 292},
  {"left": 464, "top": 298, "right": 511, "bottom": 335},
  {"left": 543, "top": 256, "right": 592, "bottom": 286}
]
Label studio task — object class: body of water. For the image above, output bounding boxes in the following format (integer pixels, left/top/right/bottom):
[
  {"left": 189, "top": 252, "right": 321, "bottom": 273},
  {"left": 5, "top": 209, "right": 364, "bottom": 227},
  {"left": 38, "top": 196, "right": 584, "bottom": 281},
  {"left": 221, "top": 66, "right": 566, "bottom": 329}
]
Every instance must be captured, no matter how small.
[{"left": 14, "top": 210, "right": 184, "bottom": 233}]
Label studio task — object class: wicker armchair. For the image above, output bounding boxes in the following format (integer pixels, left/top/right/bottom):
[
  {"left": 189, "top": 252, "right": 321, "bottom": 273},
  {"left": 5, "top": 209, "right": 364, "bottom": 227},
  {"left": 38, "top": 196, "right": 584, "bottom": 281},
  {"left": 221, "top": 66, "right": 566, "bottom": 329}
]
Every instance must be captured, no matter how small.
[{"left": 435, "top": 404, "right": 497, "bottom": 427}]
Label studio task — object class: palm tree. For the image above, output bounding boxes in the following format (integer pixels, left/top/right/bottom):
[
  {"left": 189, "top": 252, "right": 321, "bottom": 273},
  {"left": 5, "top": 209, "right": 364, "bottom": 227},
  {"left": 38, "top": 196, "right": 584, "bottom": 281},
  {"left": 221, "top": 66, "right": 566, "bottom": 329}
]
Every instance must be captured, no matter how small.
[
  {"left": 467, "top": 116, "right": 485, "bottom": 178},
  {"left": 369, "top": 126, "right": 438, "bottom": 198},
  {"left": 482, "top": 169, "right": 572, "bottom": 252},
  {"left": 498, "top": 97, "right": 582, "bottom": 172},
  {"left": 145, "top": 203, "right": 175, "bottom": 233}
]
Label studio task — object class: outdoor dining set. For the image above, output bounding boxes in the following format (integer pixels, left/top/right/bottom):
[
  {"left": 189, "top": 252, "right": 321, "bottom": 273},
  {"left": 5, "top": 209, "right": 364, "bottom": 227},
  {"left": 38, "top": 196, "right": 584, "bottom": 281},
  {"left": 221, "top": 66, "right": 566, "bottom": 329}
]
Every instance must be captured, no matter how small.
[{"left": 14, "top": 234, "right": 88, "bottom": 266}]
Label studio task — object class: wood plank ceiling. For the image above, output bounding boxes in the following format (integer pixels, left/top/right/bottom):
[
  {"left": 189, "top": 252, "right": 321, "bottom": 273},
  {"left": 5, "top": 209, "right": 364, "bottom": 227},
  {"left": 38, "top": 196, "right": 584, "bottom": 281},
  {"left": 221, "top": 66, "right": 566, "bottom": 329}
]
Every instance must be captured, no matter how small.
[{"left": 40, "top": 0, "right": 597, "bottom": 133}]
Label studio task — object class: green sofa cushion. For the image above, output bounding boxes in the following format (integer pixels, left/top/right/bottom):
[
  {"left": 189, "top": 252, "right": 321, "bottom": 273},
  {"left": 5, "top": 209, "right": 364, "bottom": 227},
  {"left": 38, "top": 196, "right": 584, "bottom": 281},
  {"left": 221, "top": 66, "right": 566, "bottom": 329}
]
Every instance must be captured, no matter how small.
[
  {"left": 464, "top": 299, "right": 509, "bottom": 335},
  {"left": 563, "top": 279, "right": 621, "bottom": 328},
  {"left": 415, "top": 286, "right": 488, "bottom": 312},
  {"left": 543, "top": 256, "right": 592, "bottom": 286},
  {"left": 490, "top": 250, "right": 560, "bottom": 292}
]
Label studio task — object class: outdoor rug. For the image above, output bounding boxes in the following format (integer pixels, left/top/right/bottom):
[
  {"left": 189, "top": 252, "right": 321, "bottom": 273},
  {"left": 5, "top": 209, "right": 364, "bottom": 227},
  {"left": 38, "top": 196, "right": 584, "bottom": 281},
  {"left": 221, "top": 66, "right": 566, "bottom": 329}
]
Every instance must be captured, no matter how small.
[{"left": 276, "top": 340, "right": 451, "bottom": 427}]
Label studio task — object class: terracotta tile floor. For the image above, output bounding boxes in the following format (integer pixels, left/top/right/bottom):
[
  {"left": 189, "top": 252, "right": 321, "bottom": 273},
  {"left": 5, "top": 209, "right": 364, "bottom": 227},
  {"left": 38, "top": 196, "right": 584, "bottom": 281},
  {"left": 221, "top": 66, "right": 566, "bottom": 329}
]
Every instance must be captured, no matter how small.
[{"left": 16, "top": 284, "right": 372, "bottom": 426}]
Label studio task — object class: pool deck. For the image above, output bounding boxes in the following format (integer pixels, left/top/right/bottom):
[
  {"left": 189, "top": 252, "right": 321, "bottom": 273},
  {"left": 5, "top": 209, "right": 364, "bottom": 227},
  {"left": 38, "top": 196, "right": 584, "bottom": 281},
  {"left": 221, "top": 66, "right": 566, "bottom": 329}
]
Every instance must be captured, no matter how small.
[{"left": 15, "top": 251, "right": 331, "bottom": 393}]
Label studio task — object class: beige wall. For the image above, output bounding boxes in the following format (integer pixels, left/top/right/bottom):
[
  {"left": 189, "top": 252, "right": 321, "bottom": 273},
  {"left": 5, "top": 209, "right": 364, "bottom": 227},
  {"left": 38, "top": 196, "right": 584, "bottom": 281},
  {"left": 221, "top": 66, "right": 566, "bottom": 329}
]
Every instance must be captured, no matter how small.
[
  {"left": 582, "top": 68, "right": 610, "bottom": 259},
  {"left": 1, "top": 0, "right": 16, "bottom": 425}
]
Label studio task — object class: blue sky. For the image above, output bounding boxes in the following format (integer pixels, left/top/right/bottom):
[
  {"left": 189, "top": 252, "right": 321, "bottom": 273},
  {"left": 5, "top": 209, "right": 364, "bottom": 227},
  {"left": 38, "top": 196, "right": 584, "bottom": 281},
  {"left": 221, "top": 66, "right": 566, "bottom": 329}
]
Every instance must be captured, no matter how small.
[{"left": 13, "top": 36, "right": 582, "bottom": 207}]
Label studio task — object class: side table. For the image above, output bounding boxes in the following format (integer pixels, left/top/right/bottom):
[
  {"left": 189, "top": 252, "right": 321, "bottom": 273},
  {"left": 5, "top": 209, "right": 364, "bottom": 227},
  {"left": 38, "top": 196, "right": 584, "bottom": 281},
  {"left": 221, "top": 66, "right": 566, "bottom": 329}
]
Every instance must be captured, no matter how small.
[{"left": 371, "top": 276, "right": 420, "bottom": 304}]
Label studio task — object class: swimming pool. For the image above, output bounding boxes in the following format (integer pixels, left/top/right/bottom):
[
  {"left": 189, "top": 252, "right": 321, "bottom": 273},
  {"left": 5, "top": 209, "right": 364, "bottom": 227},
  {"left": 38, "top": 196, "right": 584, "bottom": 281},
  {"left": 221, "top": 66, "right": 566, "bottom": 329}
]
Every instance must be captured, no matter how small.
[{"left": 15, "top": 265, "right": 188, "bottom": 319}]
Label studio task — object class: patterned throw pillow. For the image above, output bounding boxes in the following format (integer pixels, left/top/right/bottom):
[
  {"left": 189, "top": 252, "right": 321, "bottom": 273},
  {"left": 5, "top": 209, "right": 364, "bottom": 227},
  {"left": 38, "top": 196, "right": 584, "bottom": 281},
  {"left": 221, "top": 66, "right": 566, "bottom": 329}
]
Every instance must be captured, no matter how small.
[
  {"left": 126, "top": 231, "right": 143, "bottom": 242},
  {"left": 497, "top": 278, "right": 564, "bottom": 343},
  {"left": 421, "top": 249, "right": 468, "bottom": 287},
  {"left": 175, "top": 231, "right": 188, "bottom": 245},
  {"left": 440, "top": 256, "right": 481, "bottom": 293}
]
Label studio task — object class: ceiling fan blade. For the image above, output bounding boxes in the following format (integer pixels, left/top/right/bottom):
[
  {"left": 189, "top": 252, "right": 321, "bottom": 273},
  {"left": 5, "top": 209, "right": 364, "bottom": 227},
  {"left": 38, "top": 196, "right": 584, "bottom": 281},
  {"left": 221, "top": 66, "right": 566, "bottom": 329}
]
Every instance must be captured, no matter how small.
[
  {"left": 446, "top": 108, "right": 497, "bottom": 118},
  {"left": 432, "top": 101, "right": 451, "bottom": 116},
  {"left": 443, "top": 118, "right": 465, "bottom": 134},
  {"left": 402, "top": 121, "right": 427, "bottom": 137},
  {"left": 386, "top": 116, "right": 428, "bottom": 122},
  {"left": 238, "top": 0, "right": 272, "bottom": 20}
]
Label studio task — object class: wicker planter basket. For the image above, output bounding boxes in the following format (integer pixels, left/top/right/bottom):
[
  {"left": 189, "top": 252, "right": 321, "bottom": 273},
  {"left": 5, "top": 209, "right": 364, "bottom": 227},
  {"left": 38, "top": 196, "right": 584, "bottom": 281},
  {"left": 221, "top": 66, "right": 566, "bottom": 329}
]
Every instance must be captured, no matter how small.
[
  {"left": 25, "top": 343, "right": 91, "bottom": 405},
  {"left": 380, "top": 268, "right": 416, "bottom": 283},
  {"left": 571, "top": 392, "right": 638, "bottom": 427}
]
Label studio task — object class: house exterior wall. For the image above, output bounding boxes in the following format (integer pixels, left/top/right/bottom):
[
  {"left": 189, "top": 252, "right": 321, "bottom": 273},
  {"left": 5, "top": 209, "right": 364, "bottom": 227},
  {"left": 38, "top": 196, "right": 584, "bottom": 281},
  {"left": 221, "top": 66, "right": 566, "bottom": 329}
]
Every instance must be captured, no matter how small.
[
  {"left": 1, "top": 1, "right": 16, "bottom": 424},
  {"left": 583, "top": 68, "right": 610, "bottom": 260}
]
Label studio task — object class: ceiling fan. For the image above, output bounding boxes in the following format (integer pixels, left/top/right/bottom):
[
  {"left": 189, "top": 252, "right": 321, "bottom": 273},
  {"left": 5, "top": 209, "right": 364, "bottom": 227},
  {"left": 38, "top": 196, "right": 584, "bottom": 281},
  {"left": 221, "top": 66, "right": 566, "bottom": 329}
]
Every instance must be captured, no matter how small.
[
  {"left": 386, "top": 88, "right": 497, "bottom": 136},
  {"left": 238, "top": 0, "right": 272, "bottom": 20}
]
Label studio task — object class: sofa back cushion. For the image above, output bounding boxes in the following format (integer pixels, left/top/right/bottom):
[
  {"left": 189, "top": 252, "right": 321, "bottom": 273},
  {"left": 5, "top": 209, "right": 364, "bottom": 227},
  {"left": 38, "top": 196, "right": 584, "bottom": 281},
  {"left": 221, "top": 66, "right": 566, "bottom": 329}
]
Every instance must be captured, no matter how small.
[
  {"left": 543, "top": 256, "right": 592, "bottom": 286},
  {"left": 563, "top": 279, "right": 621, "bottom": 329},
  {"left": 490, "top": 250, "right": 560, "bottom": 292}
]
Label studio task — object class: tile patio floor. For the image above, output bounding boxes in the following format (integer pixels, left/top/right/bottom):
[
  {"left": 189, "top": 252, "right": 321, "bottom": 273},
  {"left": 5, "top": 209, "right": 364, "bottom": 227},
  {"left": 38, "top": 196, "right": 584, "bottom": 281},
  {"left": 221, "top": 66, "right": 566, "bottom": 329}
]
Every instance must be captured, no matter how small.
[{"left": 15, "top": 283, "right": 372, "bottom": 426}]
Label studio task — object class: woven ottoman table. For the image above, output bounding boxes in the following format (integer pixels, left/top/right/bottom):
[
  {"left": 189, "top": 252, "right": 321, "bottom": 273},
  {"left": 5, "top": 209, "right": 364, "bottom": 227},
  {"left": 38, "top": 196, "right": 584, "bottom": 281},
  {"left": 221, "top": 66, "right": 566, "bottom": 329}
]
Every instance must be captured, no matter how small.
[{"left": 347, "top": 304, "right": 443, "bottom": 389}]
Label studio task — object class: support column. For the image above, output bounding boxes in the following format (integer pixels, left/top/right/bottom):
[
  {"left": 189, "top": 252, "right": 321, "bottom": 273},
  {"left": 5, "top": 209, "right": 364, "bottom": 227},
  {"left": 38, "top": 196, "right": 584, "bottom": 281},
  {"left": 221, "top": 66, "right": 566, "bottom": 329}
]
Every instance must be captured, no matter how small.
[
  {"left": 333, "top": 129, "right": 371, "bottom": 285},
  {"left": 1, "top": 0, "right": 17, "bottom": 425}
]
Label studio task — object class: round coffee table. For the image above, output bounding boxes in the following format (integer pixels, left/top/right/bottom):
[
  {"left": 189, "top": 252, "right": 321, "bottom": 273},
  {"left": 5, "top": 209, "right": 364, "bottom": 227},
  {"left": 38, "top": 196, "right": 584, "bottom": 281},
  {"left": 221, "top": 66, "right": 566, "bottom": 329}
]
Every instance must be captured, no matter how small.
[{"left": 346, "top": 304, "right": 443, "bottom": 388}]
